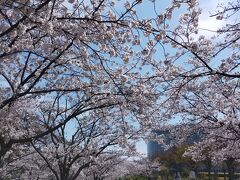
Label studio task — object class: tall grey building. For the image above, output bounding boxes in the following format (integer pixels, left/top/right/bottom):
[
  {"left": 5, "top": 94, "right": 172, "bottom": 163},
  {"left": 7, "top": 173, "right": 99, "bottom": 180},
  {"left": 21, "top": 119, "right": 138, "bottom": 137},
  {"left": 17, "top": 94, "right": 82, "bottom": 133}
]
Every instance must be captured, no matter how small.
[{"left": 147, "top": 129, "right": 171, "bottom": 160}]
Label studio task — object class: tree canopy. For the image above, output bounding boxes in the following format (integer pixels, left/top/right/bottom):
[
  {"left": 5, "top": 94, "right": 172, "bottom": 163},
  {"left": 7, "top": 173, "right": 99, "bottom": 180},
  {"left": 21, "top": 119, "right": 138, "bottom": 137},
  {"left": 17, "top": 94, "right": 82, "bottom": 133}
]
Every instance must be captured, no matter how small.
[{"left": 0, "top": 0, "right": 240, "bottom": 179}]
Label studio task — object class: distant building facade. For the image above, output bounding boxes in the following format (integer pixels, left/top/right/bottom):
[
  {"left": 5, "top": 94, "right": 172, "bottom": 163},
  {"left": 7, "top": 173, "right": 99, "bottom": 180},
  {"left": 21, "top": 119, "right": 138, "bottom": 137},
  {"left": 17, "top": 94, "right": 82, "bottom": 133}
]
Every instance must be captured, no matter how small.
[
  {"left": 147, "top": 140, "right": 164, "bottom": 160},
  {"left": 147, "top": 129, "right": 171, "bottom": 160},
  {"left": 147, "top": 126, "right": 200, "bottom": 161}
]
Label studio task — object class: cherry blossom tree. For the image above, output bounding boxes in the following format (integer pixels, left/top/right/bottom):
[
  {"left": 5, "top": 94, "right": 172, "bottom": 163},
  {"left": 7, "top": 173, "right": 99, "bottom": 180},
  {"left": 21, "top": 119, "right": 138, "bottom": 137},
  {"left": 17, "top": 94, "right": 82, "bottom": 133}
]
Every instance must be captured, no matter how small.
[
  {"left": 0, "top": 93, "right": 143, "bottom": 179},
  {"left": 1, "top": 0, "right": 240, "bottom": 178},
  {"left": 0, "top": 145, "right": 54, "bottom": 179},
  {"left": 82, "top": 151, "right": 133, "bottom": 180},
  {"left": 147, "top": 0, "right": 240, "bottom": 173},
  {"left": 0, "top": 0, "right": 160, "bottom": 167},
  {"left": 30, "top": 109, "right": 140, "bottom": 180},
  {"left": 0, "top": 0, "right": 163, "bottom": 177}
]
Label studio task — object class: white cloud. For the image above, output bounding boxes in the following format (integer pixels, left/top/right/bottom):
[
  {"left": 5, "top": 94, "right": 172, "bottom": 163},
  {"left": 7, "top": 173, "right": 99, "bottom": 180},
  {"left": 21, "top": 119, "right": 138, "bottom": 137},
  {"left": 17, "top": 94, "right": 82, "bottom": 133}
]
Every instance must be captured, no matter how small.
[{"left": 198, "top": 0, "right": 226, "bottom": 37}]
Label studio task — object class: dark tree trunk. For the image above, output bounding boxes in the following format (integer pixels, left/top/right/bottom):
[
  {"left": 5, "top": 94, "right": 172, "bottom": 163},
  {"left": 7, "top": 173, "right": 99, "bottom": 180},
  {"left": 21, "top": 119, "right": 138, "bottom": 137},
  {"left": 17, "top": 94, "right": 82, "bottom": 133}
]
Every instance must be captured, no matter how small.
[
  {"left": 206, "top": 161, "right": 211, "bottom": 180},
  {"left": 226, "top": 158, "right": 235, "bottom": 180},
  {"left": 223, "top": 168, "right": 227, "bottom": 180}
]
